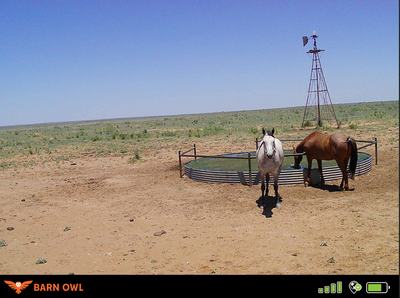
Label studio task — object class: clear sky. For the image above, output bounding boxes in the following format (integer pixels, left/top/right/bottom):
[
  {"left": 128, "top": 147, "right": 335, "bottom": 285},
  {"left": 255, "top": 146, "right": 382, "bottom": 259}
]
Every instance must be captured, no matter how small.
[{"left": 1, "top": 0, "right": 398, "bottom": 126}]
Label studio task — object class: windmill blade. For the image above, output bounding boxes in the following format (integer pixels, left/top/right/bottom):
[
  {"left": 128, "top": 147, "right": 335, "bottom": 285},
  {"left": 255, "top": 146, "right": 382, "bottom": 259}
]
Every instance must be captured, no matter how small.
[{"left": 302, "top": 36, "right": 308, "bottom": 47}]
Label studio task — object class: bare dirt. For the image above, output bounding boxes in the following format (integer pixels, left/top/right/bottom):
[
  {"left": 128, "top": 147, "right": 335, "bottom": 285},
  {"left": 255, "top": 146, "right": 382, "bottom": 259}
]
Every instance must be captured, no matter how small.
[{"left": 0, "top": 133, "right": 398, "bottom": 274}]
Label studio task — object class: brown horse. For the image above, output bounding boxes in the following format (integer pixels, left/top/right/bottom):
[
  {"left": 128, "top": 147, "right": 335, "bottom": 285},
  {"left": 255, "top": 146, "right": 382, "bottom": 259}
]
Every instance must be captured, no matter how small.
[{"left": 292, "top": 131, "right": 358, "bottom": 190}]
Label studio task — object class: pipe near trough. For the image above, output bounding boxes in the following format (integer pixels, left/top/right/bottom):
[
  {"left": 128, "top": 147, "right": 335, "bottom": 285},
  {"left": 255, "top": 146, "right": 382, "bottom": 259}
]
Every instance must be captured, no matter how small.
[
  {"left": 178, "top": 150, "right": 182, "bottom": 178},
  {"left": 248, "top": 152, "right": 252, "bottom": 187}
]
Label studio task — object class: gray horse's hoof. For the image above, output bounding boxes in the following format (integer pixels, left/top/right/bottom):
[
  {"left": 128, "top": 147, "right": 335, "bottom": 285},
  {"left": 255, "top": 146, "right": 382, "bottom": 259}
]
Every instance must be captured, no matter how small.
[{"left": 276, "top": 202, "right": 281, "bottom": 209}]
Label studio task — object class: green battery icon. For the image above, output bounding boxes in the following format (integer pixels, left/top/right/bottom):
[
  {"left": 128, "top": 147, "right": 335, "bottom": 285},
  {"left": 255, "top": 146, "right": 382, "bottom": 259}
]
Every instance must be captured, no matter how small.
[{"left": 366, "top": 282, "right": 390, "bottom": 294}]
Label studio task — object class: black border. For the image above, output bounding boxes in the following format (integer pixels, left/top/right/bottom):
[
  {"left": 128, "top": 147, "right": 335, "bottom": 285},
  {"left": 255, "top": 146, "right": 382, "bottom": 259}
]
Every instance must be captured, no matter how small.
[{"left": 1, "top": 274, "right": 398, "bottom": 297}]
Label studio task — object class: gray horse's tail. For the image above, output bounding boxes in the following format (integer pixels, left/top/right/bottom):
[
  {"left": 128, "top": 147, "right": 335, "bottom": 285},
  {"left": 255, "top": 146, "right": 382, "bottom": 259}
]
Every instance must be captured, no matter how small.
[{"left": 347, "top": 137, "right": 358, "bottom": 179}]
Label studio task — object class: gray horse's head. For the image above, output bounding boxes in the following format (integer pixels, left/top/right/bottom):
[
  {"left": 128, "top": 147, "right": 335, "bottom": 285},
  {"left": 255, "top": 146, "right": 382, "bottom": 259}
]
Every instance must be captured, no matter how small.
[{"left": 262, "top": 128, "right": 276, "bottom": 159}]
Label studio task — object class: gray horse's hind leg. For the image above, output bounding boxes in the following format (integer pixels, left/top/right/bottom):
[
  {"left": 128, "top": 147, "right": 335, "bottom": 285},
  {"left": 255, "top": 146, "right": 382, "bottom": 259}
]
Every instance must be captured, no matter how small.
[
  {"left": 260, "top": 173, "right": 270, "bottom": 198},
  {"left": 260, "top": 173, "right": 270, "bottom": 208},
  {"left": 274, "top": 176, "right": 281, "bottom": 209},
  {"left": 259, "top": 173, "right": 266, "bottom": 209},
  {"left": 260, "top": 172, "right": 265, "bottom": 198}
]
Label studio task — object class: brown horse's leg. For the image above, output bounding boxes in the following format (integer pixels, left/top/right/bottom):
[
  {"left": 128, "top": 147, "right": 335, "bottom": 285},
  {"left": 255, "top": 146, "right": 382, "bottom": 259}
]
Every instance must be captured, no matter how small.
[
  {"left": 337, "top": 160, "right": 349, "bottom": 190},
  {"left": 317, "top": 159, "right": 325, "bottom": 185},
  {"left": 305, "top": 158, "right": 313, "bottom": 187},
  {"left": 343, "top": 167, "right": 349, "bottom": 191}
]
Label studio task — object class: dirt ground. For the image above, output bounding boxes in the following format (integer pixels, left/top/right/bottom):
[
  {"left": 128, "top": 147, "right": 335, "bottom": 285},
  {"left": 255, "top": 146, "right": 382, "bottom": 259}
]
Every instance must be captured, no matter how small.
[{"left": 0, "top": 132, "right": 398, "bottom": 275}]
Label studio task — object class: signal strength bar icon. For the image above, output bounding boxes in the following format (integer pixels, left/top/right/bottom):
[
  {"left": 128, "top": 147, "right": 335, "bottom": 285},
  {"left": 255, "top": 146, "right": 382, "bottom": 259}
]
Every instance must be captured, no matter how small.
[{"left": 318, "top": 281, "right": 342, "bottom": 294}]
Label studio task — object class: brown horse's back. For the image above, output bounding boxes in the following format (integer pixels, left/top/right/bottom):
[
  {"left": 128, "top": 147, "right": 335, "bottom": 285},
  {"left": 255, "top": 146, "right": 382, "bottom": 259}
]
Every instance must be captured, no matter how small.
[
  {"left": 302, "top": 131, "right": 349, "bottom": 161},
  {"left": 329, "top": 132, "right": 352, "bottom": 160}
]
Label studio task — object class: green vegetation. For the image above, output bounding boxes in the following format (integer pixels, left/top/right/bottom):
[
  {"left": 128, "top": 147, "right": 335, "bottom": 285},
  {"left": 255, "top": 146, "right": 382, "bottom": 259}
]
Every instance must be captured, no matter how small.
[
  {"left": 127, "top": 149, "right": 141, "bottom": 164},
  {"left": 303, "top": 120, "right": 313, "bottom": 127},
  {"left": 35, "top": 257, "right": 47, "bottom": 265},
  {"left": 349, "top": 122, "right": 358, "bottom": 129},
  {"left": 0, "top": 100, "right": 397, "bottom": 169}
]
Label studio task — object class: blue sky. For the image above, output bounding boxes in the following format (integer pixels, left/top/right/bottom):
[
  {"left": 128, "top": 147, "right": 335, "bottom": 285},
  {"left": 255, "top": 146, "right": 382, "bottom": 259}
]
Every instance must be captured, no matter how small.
[{"left": 1, "top": 1, "right": 398, "bottom": 126}]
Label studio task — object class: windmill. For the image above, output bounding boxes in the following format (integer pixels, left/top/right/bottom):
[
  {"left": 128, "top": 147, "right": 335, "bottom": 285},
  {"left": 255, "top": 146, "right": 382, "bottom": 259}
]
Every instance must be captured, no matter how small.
[{"left": 302, "top": 31, "right": 339, "bottom": 128}]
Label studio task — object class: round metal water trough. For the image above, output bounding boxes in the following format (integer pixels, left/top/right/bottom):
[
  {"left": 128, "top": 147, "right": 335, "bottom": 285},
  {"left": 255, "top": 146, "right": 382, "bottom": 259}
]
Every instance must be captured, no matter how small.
[{"left": 184, "top": 151, "right": 372, "bottom": 186}]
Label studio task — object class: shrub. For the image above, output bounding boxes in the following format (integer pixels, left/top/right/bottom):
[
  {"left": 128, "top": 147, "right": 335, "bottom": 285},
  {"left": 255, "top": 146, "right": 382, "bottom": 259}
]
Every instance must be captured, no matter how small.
[
  {"left": 349, "top": 123, "right": 358, "bottom": 129},
  {"left": 0, "top": 239, "right": 7, "bottom": 247},
  {"left": 136, "top": 129, "right": 149, "bottom": 138},
  {"left": 161, "top": 131, "right": 177, "bottom": 137},
  {"left": 127, "top": 149, "right": 141, "bottom": 164},
  {"left": 250, "top": 127, "right": 258, "bottom": 134},
  {"left": 188, "top": 129, "right": 202, "bottom": 138},
  {"left": 36, "top": 257, "right": 47, "bottom": 264},
  {"left": 303, "top": 121, "right": 313, "bottom": 127},
  {"left": 203, "top": 125, "right": 223, "bottom": 136}
]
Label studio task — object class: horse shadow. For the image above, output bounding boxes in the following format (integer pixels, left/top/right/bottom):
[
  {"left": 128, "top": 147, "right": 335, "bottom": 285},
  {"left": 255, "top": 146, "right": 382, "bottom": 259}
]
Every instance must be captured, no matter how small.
[
  {"left": 309, "top": 183, "right": 355, "bottom": 192},
  {"left": 255, "top": 195, "right": 283, "bottom": 218}
]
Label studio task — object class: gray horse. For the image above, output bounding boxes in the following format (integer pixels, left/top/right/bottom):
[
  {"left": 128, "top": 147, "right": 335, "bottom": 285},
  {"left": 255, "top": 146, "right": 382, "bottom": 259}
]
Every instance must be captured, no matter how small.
[{"left": 256, "top": 128, "right": 284, "bottom": 209}]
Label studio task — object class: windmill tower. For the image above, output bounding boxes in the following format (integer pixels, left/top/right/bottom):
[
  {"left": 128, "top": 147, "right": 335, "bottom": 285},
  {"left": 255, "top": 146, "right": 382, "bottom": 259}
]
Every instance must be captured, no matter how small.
[{"left": 302, "top": 31, "right": 339, "bottom": 128}]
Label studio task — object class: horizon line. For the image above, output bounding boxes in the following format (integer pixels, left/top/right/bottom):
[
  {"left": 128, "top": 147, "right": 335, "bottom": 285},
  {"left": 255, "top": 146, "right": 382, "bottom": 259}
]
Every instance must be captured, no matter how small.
[{"left": 1, "top": 99, "right": 397, "bottom": 130}]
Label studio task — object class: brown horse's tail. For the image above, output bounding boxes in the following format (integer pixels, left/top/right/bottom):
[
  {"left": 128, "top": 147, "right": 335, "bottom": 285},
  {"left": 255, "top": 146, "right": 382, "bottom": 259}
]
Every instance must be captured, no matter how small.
[{"left": 347, "top": 137, "right": 358, "bottom": 180}]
